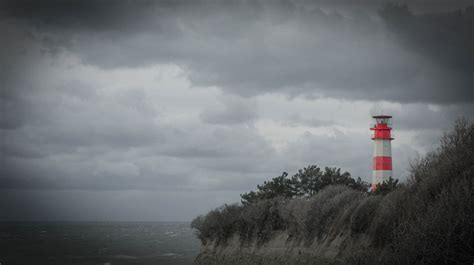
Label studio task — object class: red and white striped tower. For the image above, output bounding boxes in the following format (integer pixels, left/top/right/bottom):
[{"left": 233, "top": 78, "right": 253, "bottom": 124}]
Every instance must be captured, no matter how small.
[{"left": 370, "top": 115, "right": 394, "bottom": 190}]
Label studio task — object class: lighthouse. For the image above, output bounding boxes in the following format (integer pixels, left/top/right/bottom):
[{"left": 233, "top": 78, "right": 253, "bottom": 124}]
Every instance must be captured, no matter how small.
[{"left": 370, "top": 115, "right": 394, "bottom": 190}]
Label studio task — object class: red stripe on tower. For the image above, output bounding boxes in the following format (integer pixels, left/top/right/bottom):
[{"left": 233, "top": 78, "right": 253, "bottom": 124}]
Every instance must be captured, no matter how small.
[{"left": 373, "top": 156, "right": 392, "bottom": 170}]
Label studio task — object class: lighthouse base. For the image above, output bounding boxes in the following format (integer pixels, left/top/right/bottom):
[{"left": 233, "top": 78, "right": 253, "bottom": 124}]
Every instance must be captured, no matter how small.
[{"left": 372, "top": 170, "right": 392, "bottom": 190}]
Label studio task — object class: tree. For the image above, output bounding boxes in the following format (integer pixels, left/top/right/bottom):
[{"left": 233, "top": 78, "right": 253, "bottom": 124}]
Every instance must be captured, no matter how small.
[
  {"left": 241, "top": 172, "right": 295, "bottom": 205},
  {"left": 257, "top": 172, "right": 296, "bottom": 199},
  {"left": 291, "top": 165, "right": 323, "bottom": 197},
  {"left": 240, "top": 165, "right": 369, "bottom": 205}
]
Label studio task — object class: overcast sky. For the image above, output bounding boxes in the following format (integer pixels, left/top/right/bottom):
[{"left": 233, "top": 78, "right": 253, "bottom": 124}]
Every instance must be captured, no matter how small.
[{"left": 1, "top": 0, "right": 473, "bottom": 221}]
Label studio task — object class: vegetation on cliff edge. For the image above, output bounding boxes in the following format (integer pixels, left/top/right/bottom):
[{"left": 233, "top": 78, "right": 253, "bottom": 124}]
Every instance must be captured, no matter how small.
[{"left": 191, "top": 119, "right": 474, "bottom": 264}]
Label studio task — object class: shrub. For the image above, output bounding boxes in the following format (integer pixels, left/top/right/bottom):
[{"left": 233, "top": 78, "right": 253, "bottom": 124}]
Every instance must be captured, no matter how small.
[
  {"left": 304, "top": 185, "right": 358, "bottom": 239},
  {"left": 369, "top": 187, "right": 408, "bottom": 247},
  {"left": 318, "top": 189, "right": 363, "bottom": 236},
  {"left": 390, "top": 176, "right": 474, "bottom": 264},
  {"left": 350, "top": 196, "right": 382, "bottom": 234},
  {"left": 191, "top": 204, "right": 244, "bottom": 245},
  {"left": 247, "top": 197, "right": 286, "bottom": 243},
  {"left": 280, "top": 198, "right": 310, "bottom": 240}
]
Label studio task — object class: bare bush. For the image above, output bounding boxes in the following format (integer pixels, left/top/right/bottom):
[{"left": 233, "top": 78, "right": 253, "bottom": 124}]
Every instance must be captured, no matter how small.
[
  {"left": 305, "top": 185, "right": 356, "bottom": 239},
  {"left": 280, "top": 198, "right": 310, "bottom": 240},
  {"left": 350, "top": 196, "right": 382, "bottom": 234},
  {"left": 390, "top": 176, "right": 474, "bottom": 264},
  {"left": 369, "top": 187, "right": 408, "bottom": 247}
]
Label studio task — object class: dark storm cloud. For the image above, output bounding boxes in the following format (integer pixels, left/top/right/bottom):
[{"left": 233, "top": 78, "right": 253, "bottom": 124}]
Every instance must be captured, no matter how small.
[
  {"left": 1, "top": 0, "right": 473, "bottom": 103},
  {"left": 370, "top": 103, "right": 474, "bottom": 131},
  {"left": 0, "top": 0, "right": 168, "bottom": 32}
]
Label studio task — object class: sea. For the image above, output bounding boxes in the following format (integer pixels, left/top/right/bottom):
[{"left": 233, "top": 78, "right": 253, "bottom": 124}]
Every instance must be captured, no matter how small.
[{"left": 0, "top": 222, "right": 201, "bottom": 265}]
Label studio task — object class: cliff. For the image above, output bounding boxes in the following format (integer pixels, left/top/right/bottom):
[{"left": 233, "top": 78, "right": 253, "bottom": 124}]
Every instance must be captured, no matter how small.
[{"left": 194, "top": 230, "right": 373, "bottom": 265}]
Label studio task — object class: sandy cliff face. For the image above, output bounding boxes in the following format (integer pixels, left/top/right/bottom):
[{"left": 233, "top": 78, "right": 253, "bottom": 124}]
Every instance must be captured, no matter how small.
[{"left": 194, "top": 230, "right": 371, "bottom": 265}]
